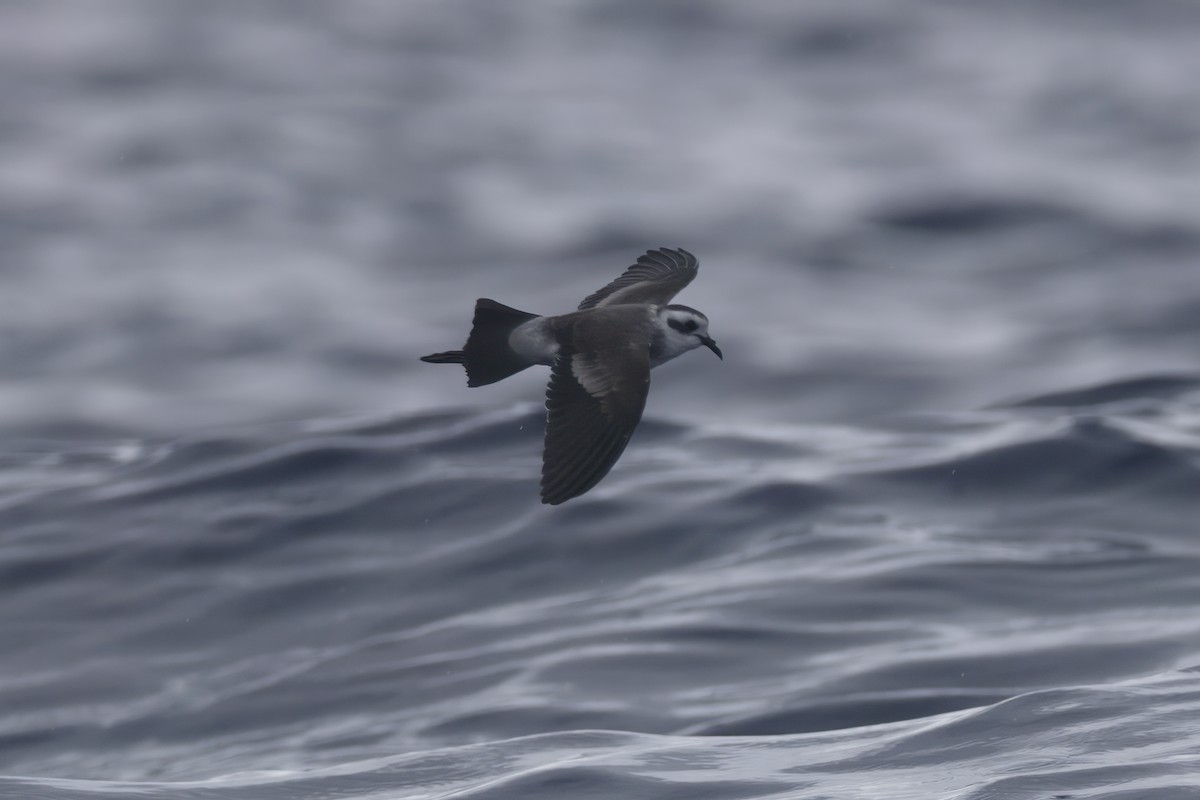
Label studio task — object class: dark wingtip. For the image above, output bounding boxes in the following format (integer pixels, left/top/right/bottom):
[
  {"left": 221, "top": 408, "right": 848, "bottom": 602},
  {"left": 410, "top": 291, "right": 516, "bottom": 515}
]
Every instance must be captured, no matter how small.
[
  {"left": 540, "top": 486, "right": 581, "bottom": 505},
  {"left": 642, "top": 246, "right": 697, "bottom": 269}
]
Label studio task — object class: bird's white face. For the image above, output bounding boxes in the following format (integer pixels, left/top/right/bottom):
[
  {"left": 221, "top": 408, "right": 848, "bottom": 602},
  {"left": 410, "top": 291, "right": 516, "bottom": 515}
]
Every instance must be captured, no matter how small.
[{"left": 657, "top": 306, "right": 722, "bottom": 362}]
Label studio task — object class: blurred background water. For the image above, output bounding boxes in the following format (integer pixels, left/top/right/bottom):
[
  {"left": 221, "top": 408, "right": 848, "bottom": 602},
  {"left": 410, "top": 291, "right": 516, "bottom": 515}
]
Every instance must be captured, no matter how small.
[{"left": 2, "top": 1, "right": 1200, "bottom": 798}]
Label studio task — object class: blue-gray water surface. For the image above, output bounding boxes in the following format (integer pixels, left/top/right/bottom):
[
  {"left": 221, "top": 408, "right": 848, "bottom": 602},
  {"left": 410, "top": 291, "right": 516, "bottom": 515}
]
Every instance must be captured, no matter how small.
[{"left": 3, "top": 2, "right": 1200, "bottom": 798}]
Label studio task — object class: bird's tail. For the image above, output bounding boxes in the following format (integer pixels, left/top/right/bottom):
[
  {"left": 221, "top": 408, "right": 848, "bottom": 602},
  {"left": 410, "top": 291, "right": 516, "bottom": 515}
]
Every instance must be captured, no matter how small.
[{"left": 420, "top": 298, "right": 540, "bottom": 387}]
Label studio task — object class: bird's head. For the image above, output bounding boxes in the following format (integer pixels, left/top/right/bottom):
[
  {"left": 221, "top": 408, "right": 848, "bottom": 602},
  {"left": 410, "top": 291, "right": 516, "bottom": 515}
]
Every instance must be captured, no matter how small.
[{"left": 659, "top": 304, "right": 722, "bottom": 361}]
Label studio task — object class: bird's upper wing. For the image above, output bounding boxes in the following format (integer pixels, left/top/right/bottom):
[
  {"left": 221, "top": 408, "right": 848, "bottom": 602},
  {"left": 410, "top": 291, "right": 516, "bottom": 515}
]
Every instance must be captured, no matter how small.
[
  {"left": 540, "top": 306, "right": 655, "bottom": 505},
  {"left": 576, "top": 247, "right": 698, "bottom": 310}
]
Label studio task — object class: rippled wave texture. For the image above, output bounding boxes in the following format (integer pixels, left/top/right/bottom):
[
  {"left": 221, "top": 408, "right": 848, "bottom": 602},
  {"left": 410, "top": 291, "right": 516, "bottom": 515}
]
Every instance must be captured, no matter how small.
[
  {"left": 5, "top": 0, "right": 1200, "bottom": 797},
  {"left": 3, "top": 374, "right": 1200, "bottom": 797}
]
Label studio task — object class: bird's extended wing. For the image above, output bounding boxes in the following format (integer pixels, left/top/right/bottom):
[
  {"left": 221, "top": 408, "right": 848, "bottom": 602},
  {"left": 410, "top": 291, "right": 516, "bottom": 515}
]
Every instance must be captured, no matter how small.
[
  {"left": 540, "top": 307, "right": 654, "bottom": 505},
  {"left": 576, "top": 247, "right": 698, "bottom": 310}
]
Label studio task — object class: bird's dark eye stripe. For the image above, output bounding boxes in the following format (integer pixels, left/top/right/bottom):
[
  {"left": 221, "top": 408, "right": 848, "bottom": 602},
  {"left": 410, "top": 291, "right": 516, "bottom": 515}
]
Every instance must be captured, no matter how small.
[{"left": 668, "top": 318, "right": 698, "bottom": 333}]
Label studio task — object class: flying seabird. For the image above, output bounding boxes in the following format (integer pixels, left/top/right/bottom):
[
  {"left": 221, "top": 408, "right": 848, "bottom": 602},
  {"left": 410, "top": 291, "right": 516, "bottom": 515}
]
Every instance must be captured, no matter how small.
[{"left": 421, "top": 247, "right": 721, "bottom": 505}]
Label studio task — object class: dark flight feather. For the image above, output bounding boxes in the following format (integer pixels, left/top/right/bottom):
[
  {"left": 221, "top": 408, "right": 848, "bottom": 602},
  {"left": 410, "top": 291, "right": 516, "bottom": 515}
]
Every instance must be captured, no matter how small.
[
  {"left": 540, "top": 307, "right": 654, "bottom": 504},
  {"left": 576, "top": 247, "right": 699, "bottom": 311}
]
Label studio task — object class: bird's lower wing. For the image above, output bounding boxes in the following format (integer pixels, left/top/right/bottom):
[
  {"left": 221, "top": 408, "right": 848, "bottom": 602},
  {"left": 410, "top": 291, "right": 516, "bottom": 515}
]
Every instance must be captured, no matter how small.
[{"left": 540, "top": 310, "right": 653, "bottom": 505}]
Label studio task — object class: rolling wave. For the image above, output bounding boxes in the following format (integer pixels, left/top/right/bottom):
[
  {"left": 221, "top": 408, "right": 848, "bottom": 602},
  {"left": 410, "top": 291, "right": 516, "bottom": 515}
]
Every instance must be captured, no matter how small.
[
  {"left": 1, "top": 373, "right": 1198, "bottom": 791},
  {"left": 4, "top": 670, "right": 1198, "bottom": 799}
]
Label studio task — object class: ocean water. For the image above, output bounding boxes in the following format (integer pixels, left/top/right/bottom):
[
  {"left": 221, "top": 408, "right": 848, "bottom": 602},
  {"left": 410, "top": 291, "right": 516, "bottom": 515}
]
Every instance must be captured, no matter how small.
[{"left": 3, "top": 1, "right": 1200, "bottom": 798}]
